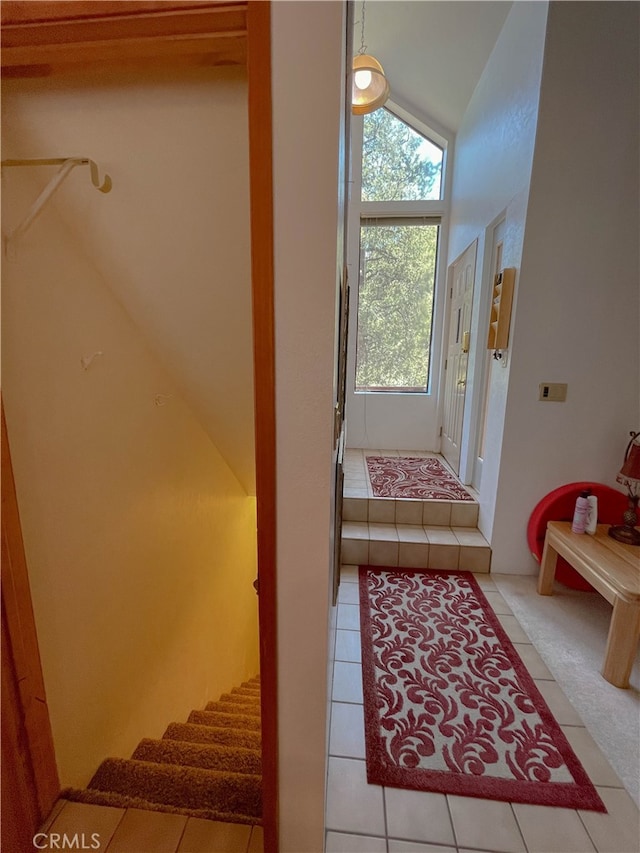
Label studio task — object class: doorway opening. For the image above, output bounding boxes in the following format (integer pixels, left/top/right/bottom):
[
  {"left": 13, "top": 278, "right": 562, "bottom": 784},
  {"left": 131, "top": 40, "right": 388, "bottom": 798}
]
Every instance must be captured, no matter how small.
[{"left": 1, "top": 4, "right": 277, "bottom": 849}]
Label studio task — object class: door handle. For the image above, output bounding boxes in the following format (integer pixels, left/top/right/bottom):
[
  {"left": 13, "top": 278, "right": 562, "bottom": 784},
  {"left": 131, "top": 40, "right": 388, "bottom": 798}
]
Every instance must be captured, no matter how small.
[
  {"left": 462, "top": 330, "right": 470, "bottom": 353},
  {"left": 457, "top": 379, "right": 466, "bottom": 387}
]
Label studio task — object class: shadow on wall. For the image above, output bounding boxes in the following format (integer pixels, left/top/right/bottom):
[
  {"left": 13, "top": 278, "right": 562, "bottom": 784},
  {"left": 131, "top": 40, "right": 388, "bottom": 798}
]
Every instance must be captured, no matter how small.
[{"left": 1, "top": 101, "right": 260, "bottom": 789}]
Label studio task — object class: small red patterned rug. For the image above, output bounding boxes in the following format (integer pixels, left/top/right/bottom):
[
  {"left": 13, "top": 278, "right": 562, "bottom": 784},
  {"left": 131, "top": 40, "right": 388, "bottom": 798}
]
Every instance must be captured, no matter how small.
[
  {"left": 366, "top": 456, "right": 474, "bottom": 501},
  {"left": 358, "top": 568, "right": 605, "bottom": 811}
]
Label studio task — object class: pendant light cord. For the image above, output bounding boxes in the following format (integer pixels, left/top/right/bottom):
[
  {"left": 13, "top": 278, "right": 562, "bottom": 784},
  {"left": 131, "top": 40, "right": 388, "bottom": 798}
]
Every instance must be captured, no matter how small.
[{"left": 358, "top": 0, "right": 367, "bottom": 55}]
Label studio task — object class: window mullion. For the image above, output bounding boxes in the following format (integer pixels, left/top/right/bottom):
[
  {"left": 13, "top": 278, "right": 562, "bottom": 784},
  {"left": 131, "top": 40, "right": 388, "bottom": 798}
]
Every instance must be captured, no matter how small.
[{"left": 360, "top": 200, "right": 445, "bottom": 218}]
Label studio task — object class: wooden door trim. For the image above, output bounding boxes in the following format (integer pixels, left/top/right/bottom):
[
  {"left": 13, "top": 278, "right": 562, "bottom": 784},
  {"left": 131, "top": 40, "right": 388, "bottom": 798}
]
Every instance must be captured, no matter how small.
[
  {"left": 1, "top": 403, "right": 60, "bottom": 849},
  {"left": 1, "top": 2, "right": 279, "bottom": 846},
  {"left": 247, "top": 2, "right": 278, "bottom": 850}
]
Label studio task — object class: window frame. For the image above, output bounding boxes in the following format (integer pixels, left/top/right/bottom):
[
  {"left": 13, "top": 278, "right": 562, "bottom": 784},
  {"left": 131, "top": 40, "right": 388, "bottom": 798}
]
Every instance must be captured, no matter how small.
[
  {"left": 356, "top": 216, "right": 441, "bottom": 394},
  {"left": 355, "top": 103, "right": 450, "bottom": 396}
]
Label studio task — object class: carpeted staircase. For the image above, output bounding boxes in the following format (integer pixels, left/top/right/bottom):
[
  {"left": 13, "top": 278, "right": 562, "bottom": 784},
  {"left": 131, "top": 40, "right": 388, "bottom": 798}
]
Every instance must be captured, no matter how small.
[{"left": 63, "top": 677, "right": 262, "bottom": 825}]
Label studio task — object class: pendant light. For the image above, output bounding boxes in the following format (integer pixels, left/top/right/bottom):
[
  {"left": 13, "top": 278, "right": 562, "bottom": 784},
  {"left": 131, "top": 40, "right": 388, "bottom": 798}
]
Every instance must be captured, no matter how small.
[{"left": 352, "top": 0, "right": 390, "bottom": 115}]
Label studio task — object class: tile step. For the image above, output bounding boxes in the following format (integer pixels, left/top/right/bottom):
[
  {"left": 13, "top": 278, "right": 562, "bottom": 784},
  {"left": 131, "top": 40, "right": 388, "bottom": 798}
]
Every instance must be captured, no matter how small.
[
  {"left": 341, "top": 521, "right": 491, "bottom": 573},
  {"left": 343, "top": 495, "right": 479, "bottom": 527}
]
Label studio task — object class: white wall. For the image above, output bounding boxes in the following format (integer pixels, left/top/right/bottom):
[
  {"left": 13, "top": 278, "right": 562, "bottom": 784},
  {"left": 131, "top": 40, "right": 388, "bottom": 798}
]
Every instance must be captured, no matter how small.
[
  {"left": 3, "top": 68, "right": 256, "bottom": 493},
  {"left": 272, "top": 2, "right": 345, "bottom": 850},
  {"left": 490, "top": 0, "right": 640, "bottom": 572},
  {"left": 447, "top": 1, "right": 549, "bottom": 536},
  {"left": 2, "top": 167, "right": 259, "bottom": 788}
]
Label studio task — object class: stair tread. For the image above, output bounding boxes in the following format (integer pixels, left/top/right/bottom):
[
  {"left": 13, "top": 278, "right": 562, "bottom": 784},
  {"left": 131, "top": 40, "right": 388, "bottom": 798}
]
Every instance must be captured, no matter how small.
[
  {"left": 221, "top": 692, "right": 260, "bottom": 705},
  {"left": 91, "top": 756, "right": 261, "bottom": 784},
  {"left": 205, "top": 700, "right": 261, "bottom": 716},
  {"left": 61, "top": 788, "right": 261, "bottom": 827},
  {"left": 132, "top": 738, "right": 261, "bottom": 775},
  {"left": 163, "top": 722, "right": 261, "bottom": 750},
  {"left": 189, "top": 710, "right": 261, "bottom": 731},
  {"left": 88, "top": 757, "right": 261, "bottom": 818}
]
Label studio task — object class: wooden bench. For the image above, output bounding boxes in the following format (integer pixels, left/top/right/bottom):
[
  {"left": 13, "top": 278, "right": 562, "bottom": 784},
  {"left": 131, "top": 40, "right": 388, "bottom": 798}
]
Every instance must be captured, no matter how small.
[{"left": 538, "top": 521, "right": 640, "bottom": 688}]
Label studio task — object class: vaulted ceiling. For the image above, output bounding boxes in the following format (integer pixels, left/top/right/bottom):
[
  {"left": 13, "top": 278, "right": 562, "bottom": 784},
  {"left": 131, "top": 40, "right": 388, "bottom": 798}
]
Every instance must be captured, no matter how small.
[{"left": 359, "top": 1, "right": 513, "bottom": 132}]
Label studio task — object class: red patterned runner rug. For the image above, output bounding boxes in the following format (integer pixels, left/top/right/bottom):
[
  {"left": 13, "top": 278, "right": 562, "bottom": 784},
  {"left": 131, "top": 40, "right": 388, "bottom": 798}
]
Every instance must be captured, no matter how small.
[
  {"left": 358, "top": 568, "right": 605, "bottom": 811},
  {"left": 366, "top": 456, "right": 474, "bottom": 501}
]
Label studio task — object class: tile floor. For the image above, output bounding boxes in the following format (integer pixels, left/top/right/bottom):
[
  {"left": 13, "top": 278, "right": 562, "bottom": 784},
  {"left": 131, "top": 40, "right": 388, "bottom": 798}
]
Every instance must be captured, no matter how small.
[
  {"left": 343, "top": 449, "right": 475, "bottom": 501},
  {"left": 493, "top": 574, "right": 640, "bottom": 806},
  {"left": 342, "top": 449, "right": 489, "bottom": 574},
  {"left": 326, "top": 565, "right": 640, "bottom": 853},
  {"left": 37, "top": 800, "right": 263, "bottom": 853}
]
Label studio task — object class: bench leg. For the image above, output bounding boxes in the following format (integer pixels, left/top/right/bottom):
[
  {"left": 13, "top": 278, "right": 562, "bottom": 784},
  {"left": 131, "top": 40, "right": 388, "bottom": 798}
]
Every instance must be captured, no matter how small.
[
  {"left": 602, "top": 599, "right": 640, "bottom": 688},
  {"left": 537, "top": 537, "right": 558, "bottom": 595}
]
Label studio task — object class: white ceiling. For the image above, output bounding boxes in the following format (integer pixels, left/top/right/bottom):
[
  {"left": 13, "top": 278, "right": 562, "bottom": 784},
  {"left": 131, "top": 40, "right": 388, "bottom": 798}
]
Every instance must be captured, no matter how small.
[{"left": 358, "top": 1, "right": 513, "bottom": 132}]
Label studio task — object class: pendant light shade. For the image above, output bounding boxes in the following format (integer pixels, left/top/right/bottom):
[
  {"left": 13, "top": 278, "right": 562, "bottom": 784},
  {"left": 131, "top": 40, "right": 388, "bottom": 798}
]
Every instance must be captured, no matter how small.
[
  {"left": 351, "top": 0, "right": 390, "bottom": 115},
  {"left": 352, "top": 53, "right": 390, "bottom": 115}
]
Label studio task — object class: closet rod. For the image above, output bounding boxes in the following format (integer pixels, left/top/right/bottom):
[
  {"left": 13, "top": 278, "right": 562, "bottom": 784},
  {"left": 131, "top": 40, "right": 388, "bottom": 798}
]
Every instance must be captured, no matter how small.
[{"left": 1, "top": 157, "right": 112, "bottom": 246}]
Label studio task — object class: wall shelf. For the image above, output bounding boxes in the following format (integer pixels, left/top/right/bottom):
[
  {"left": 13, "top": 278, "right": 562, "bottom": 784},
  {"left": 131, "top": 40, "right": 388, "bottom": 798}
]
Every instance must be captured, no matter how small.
[{"left": 487, "top": 267, "right": 515, "bottom": 351}]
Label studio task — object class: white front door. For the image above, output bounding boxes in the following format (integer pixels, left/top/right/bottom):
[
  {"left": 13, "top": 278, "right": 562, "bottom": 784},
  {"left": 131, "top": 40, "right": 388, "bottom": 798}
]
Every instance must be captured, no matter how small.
[
  {"left": 473, "top": 219, "right": 505, "bottom": 490},
  {"left": 441, "top": 241, "right": 477, "bottom": 474}
]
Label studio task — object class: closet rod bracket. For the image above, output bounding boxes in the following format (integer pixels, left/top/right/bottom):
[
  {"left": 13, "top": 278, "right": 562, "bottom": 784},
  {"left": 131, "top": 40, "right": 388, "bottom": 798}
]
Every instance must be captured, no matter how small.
[{"left": 1, "top": 157, "right": 112, "bottom": 247}]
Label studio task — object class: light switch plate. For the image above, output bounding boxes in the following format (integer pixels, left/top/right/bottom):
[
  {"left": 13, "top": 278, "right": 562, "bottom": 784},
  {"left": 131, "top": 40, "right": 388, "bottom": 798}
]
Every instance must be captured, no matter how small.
[{"left": 539, "top": 382, "right": 568, "bottom": 402}]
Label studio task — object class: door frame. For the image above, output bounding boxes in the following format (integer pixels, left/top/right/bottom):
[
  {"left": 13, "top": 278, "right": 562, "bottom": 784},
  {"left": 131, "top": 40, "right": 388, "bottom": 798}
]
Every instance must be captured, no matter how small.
[
  {"left": 441, "top": 240, "right": 477, "bottom": 475},
  {"left": 1, "top": 3, "right": 279, "bottom": 849},
  {"left": 2, "top": 403, "right": 60, "bottom": 852},
  {"left": 470, "top": 214, "right": 506, "bottom": 491},
  {"left": 452, "top": 211, "right": 508, "bottom": 491},
  {"left": 246, "top": 3, "right": 278, "bottom": 850}
]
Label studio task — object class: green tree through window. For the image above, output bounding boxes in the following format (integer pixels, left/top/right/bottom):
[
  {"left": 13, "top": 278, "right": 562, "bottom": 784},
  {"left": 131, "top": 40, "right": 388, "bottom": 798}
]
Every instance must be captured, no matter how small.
[
  {"left": 357, "top": 223, "right": 438, "bottom": 390},
  {"left": 356, "top": 109, "right": 443, "bottom": 391},
  {"left": 361, "top": 109, "right": 442, "bottom": 201}
]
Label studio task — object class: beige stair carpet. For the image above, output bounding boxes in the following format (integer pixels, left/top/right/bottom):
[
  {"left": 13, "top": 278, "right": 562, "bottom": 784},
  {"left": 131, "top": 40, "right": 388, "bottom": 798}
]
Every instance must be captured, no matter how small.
[{"left": 63, "top": 677, "right": 262, "bottom": 825}]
